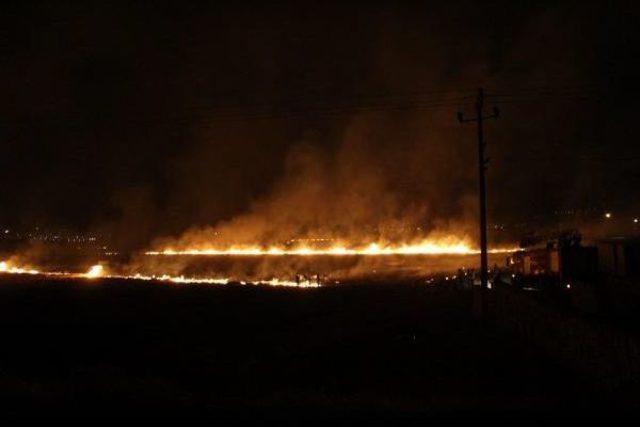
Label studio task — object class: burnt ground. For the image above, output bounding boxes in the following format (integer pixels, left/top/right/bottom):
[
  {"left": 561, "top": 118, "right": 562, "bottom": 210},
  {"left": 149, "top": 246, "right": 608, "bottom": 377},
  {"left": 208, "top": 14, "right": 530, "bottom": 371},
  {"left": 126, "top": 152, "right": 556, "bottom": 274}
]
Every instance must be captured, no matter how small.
[{"left": 0, "top": 275, "right": 635, "bottom": 422}]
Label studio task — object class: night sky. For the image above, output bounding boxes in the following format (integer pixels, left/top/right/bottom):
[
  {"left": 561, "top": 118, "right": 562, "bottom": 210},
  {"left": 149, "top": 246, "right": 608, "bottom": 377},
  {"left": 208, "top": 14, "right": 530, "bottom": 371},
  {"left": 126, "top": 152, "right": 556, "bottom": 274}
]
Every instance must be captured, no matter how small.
[{"left": 2, "top": 1, "right": 639, "bottom": 248}]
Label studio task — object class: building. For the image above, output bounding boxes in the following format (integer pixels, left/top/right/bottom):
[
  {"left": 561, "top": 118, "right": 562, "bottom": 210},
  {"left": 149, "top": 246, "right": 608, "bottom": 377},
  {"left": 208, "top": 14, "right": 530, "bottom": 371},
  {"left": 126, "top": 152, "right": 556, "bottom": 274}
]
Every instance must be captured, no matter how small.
[
  {"left": 507, "top": 246, "right": 559, "bottom": 276},
  {"left": 507, "top": 243, "right": 597, "bottom": 282},
  {"left": 597, "top": 237, "right": 640, "bottom": 279}
]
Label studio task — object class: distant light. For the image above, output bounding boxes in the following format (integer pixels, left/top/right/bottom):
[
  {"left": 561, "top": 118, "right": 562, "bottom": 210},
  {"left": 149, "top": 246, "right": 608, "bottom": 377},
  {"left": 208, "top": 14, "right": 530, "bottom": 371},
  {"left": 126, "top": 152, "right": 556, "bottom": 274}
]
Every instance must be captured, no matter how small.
[
  {"left": 605, "top": 212, "right": 612, "bottom": 219},
  {"left": 566, "top": 283, "right": 571, "bottom": 289},
  {"left": 634, "top": 218, "right": 639, "bottom": 224},
  {"left": 4, "top": 229, "right": 8, "bottom": 234}
]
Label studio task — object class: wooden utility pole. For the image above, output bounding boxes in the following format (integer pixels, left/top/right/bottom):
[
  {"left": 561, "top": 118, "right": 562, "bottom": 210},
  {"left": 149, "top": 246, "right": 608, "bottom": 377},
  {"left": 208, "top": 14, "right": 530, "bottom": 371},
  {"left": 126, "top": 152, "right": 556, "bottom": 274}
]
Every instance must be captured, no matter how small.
[{"left": 458, "top": 88, "right": 499, "bottom": 317}]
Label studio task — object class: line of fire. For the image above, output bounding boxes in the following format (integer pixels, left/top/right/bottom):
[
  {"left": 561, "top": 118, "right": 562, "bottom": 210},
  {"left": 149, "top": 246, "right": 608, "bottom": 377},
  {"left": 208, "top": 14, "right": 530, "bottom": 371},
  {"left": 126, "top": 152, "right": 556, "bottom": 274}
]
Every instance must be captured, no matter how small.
[{"left": 2, "top": 218, "right": 639, "bottom": 301}]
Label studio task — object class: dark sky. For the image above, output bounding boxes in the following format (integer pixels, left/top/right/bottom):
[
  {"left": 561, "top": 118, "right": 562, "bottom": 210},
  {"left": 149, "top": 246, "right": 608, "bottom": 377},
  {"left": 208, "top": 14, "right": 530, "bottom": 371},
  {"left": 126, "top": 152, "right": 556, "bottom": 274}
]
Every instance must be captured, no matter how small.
[{"left": 1, "top": 1, "right": 639, "bottom": 247}]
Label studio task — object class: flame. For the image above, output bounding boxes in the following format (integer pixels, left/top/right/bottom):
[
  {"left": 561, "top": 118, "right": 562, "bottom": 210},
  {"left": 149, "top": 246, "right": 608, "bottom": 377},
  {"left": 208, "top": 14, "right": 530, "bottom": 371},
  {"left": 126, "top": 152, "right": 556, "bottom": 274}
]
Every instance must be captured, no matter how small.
[
  {"left": 0, "top": 260, "right": 40, "bottom": 275},
  {"left": 0, "top": 235, "right": 517, "bottom": 289},
  {"left": 1, "top": 259, "right": 319, "bottom": 288},
  {"left": 85, "top": 264, "right": 104, "bottom": 278},
  {"left": 146, "top": 238, "right": 517, "bottom": 257}
]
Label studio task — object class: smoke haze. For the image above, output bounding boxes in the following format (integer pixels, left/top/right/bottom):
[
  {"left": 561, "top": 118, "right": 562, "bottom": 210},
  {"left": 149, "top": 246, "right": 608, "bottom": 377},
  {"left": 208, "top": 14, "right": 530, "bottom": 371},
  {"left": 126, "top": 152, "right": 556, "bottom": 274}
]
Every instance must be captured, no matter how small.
[{"left": 1, "top": 1, "right": 639, "bottom": 251}]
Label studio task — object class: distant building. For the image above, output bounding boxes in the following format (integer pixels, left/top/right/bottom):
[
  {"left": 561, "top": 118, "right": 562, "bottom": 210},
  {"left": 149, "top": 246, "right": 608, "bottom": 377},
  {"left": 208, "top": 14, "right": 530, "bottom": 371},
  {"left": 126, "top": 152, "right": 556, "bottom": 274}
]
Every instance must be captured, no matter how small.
[
  {"left": 508, "top": 247, "right": 559, "bottom": 276},
  {"left": 507, "top": 243, "right": 597, "bottom": 282},
  {"left": 597, "top": 237, "right": 640, "bottom": 279}
]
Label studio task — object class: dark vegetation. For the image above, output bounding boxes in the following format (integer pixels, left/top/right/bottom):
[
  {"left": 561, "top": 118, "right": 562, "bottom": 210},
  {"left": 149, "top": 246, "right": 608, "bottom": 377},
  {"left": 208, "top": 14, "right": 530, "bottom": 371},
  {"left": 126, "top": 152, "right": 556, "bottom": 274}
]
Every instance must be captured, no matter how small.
[{"left": 0, "top": 275, "right": 635, "bottom": 421}]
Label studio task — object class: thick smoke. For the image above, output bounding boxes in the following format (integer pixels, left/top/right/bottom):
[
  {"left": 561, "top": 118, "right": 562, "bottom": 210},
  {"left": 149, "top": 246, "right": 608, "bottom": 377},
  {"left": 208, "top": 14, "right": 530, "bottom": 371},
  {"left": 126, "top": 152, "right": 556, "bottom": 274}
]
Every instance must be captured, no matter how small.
[{"left": 152, "top": 111, "right": 479, "bottom": 252}]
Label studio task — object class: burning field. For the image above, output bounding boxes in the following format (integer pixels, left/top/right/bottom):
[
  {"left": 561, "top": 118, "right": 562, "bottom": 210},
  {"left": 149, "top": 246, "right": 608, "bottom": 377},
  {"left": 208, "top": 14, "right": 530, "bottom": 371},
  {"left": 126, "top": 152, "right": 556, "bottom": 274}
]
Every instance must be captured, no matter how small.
[
  {"left": 0, "top": 115, "right": 517, "bottom": 287},
  {"left": 0, "top": 71, "right": 521, "bottom": 288},
  {"left": 0, "top": 237, "right": 515, "bottom": 288}
]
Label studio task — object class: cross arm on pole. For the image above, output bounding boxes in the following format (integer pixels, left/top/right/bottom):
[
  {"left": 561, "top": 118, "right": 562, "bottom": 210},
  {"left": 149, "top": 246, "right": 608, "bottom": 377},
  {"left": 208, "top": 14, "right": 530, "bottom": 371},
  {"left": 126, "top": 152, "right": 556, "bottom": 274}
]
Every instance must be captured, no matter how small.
[{"left": 458, "top": 107, "right": 500, "bottom": 123}]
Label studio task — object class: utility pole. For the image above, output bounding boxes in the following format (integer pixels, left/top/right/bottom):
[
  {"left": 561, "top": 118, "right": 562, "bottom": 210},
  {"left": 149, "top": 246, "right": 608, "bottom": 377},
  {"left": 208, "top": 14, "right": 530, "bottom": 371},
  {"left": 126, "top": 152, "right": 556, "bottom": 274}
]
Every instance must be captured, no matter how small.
[{"left": 458, "top": 88, "right": 499, "bottom": 318}]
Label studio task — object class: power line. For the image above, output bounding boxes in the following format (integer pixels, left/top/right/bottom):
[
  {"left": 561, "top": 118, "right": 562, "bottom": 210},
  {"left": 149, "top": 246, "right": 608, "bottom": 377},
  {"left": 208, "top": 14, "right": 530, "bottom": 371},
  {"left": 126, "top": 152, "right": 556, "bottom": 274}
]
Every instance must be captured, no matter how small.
[
  {"left": 1, "top": 84, "right": 607, "bottom": 129},
  {"left": 2, "top": 96, "right": 475, "bottom": 128}
]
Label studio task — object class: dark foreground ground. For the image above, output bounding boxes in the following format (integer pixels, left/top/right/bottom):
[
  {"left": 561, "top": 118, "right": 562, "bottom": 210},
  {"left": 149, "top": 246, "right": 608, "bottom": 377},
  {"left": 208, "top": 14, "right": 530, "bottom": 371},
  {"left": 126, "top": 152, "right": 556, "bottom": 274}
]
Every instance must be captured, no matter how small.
[{"left": 0, "top": 275, "right": 636, "bottom": 422}]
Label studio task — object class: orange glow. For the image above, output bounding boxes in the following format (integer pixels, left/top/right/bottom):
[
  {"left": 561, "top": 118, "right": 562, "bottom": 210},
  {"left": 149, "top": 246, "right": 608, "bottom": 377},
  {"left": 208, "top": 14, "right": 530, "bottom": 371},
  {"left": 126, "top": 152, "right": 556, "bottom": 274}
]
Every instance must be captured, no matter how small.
[
  {"left": 0, "top": 260, "right": 40, "bottom": 275},
  {"left": 85, "top": 264, "right": 104, "bottom": 278},
  {"left": 1, "top": 235, "right": 518, "bottom": 289},
  {"left": 1, "top": 259, "right": 319, "bottom": 288},
  {"left": 146, "top": 237, "right": 517, "bottom": 257}
]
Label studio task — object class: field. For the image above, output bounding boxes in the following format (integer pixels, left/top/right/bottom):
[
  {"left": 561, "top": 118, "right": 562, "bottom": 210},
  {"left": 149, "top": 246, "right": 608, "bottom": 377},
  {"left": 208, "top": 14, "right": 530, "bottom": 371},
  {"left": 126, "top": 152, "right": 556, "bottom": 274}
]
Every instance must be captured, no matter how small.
[{"left": 0, "top": 274, "right": 630, "bottom": 421}]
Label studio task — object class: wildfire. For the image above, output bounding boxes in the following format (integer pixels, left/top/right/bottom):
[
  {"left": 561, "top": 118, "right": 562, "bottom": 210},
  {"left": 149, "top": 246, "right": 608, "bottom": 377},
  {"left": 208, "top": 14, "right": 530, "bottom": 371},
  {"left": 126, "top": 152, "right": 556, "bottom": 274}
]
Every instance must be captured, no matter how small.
[
  {"left": 0, "top": 235, "right": 517, "bottom": 289},
  {"left": 146, "top": 238, "right": 517, "bottom": 257},
  {"left": 0, "top": 260, "right": 319, "bottom": 288}
]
